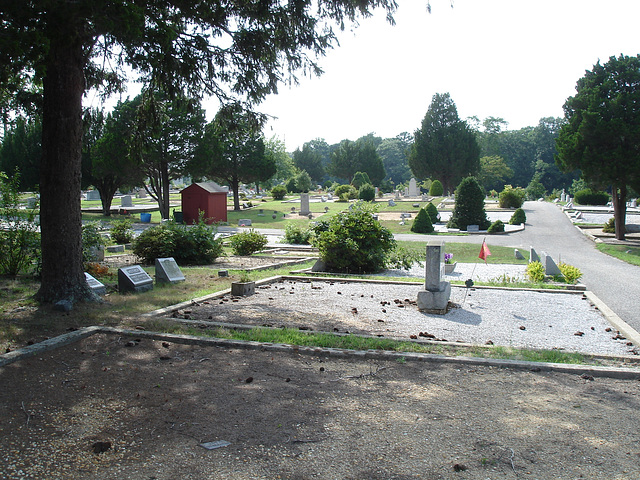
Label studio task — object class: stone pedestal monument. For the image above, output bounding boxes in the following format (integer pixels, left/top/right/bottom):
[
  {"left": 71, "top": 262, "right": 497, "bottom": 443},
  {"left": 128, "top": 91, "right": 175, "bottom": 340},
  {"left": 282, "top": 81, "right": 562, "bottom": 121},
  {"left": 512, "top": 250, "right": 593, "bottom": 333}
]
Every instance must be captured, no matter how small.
[
  {"left": 416, "top": 241, "right": 451, "bottom": 314},
  {"left": 299, "top": 193, "right": 310, "bottom": 215}
]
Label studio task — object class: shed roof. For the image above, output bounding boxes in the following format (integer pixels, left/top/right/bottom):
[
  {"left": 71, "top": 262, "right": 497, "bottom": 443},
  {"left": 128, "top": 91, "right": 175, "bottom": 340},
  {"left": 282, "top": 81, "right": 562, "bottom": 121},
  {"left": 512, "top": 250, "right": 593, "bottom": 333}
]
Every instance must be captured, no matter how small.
[{"left": 183, "top": 182, "right": 228, "bottom": 193}]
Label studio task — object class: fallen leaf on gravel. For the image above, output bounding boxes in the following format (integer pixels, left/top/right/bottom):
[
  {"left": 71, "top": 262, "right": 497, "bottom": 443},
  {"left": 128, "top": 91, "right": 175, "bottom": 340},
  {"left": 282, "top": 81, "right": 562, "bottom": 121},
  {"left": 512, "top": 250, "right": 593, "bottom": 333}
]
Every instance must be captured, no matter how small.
[
  {"left": 574, "top": 331, "right": 584, "bottom": 336},
  {"left": 580, "top": 374, "right": 594, "bottom": 381},
  {"left": 519, "top": 326, "right": 526, "bottom": 331},
  {"left": 453, "top": 463, "right": 467, "bottom": 472}
]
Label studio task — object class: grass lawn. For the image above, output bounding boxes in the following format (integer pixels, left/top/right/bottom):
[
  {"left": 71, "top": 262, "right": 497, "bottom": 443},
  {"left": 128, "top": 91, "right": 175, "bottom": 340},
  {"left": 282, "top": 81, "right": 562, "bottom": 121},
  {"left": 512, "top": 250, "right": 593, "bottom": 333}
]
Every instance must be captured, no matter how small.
[
  {"left": 597, "top": 243, "right": 640, "bottom": 267},
  {"left": 397, "top": 241, "right": 529, "bottom": 264}
]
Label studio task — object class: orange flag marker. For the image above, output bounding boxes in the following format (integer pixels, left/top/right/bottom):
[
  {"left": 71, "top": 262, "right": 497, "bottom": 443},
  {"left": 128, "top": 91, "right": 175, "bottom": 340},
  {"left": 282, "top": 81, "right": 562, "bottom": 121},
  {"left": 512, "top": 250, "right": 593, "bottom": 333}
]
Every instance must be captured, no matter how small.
[{"left": 479, "top": 239, "right": 491, "bottom": 264}]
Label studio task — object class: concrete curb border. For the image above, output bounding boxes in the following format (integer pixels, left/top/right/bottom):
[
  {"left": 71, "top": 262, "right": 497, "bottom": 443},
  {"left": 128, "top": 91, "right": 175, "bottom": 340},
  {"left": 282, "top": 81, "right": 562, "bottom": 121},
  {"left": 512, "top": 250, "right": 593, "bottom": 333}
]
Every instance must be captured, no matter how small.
[{"left": 1, "top": 326, "right": 639, "bottom": 379}]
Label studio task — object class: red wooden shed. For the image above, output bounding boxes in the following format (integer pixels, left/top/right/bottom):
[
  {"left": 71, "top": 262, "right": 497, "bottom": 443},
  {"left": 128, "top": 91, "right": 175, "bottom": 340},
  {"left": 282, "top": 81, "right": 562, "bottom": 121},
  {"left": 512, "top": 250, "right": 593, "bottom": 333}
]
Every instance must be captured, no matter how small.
[{"left": 180, "top": 182, "right": 228, "bottom": 224}]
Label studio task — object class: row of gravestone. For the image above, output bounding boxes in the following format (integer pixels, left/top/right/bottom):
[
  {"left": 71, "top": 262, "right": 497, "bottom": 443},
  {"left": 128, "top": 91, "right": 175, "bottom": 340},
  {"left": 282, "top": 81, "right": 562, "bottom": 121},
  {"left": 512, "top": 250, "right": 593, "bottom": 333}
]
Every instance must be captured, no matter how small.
[
  {"left": 84, "top": 257, "right": 185, "bottom": 296},
  {"left": 529, "top": 247, "right": 562, "bottom": 276}
]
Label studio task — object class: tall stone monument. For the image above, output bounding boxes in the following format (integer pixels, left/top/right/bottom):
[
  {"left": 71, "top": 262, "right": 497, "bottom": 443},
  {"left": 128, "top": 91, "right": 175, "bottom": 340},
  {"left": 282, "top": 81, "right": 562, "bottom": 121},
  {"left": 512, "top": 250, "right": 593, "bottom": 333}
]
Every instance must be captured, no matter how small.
[
  {"left": 408, "top": 178, "right": 419, "bottom": 197},
  {"left": 416, "top": 241, "right": 451, "bottom": 314},
  {"left": 299, "top": 192, "right": 310, "bottom": 216}
]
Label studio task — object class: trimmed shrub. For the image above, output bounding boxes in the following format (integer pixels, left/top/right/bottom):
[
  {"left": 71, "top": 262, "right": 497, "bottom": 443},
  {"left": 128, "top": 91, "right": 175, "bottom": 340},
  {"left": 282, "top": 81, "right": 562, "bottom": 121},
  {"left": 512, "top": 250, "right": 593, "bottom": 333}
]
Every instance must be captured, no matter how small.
[
  {"left": 603, "top": 217, "right": 615, "bottom": 233},
  {"left": 447, "top": 177, "right": 490, "bottom": 231},
  {"left": 282, "top": 224, "right": 312, "bottom": 245},
  {"left": 526, "top": 261, "right": 545, "bottom": 282},
  {"left": 352, "top": 171, "right": 371, "bottom": 189},
  {"left": 358, "top": 183, "right": 376, "bottom": 201},
  {"left": 133, "top": 219, "right": 223, "bottom": 264},
  {"left": 525, "top": 178, "right": 546, "bottom": 200},
  {"left": 411, "top": 208, "right": 434, "bottom": 233},
  {"left": 574, "top": 189, "right": 609, "bottom": 206},
  {"left": 82, "top": 222, "right": 105, "bottom": 264},
  {"left": 110, "top": 218, "right": 134, "bottom": 244},
  {"left": 425, "top": 202, "right": 439, "bottom": 223},
  {"left": 271, "top": 185, "right": 287, "bottom": 200},
  {"left": 429, "top": 179, "right": 444, "bottom": 196},
  {"left": 229, "top": 229, "right": 268, "bottom": 255},
  {"left": 312, "top": 203, "right": 395, "bottom": 273},
  {"left": 558, "top": 262, "right": 582, "bottom": 284},
  {"left": 509, "top": 208, "right": 527, "bottom": 225},
  {"left": 487, "top": 219, "right": 505, "bottom": 234},
  {"left": 498, "top": 185, "right": 526, "bottom": 208},
  {"left": 334, "top": 184, "right": 357, "bottom": 199}
]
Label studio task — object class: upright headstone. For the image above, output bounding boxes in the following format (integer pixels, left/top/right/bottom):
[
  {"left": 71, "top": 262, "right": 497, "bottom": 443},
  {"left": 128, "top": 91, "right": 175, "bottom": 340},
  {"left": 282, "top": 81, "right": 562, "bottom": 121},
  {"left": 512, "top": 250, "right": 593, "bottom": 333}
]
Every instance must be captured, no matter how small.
[
  {"left": 136, "top": 189, "right": 147, "bottom": 199},
  {"left": 118, "top": 265, "right": 153, "bottom": 293},
  {"left": 467, "top": 224, "right": 480, "bottom": 232},
  {"left": 238, "top": 219, "right": 252, "bottom": 226},
  {"left": 375, "top": 187, "right": 379, "bottom": 197},
  {"left": 85, "top": 272, "right": 106, "bottom": 296},
  {"left": 26, "top": 197, "right": 37, "bottom": 209},
  {"left": 404, "top": 187, "right": 409, "bottom": 197},
  {"left": 86, "top": 190, "right": 101, "bottom": 201},
  {"left": 529, "top": 247, "right": 541, "bottom": 263},
  {"left": 416, "top": 240, "right": 451, "bottom": 313},
  {"left": 388, "top": 199, "right": 396, "bottom": 207},
  {"left": 408, "top": 178, "right": 419, "bottom": 197},
  {"left": 327, "top": 193, "right": 333, "bottom": 200},
  {"left": 120, "top": 195, "right": 133, "bottom": 207},
  {"left": 395, "top": 190, "right": 401, "bottom": 200},
  {"left": 541, "top": 252, "right": 562, "bottom": 276},
  {"left": 155, "top": 257, "right": 185, "bottom": 284},
  {"left": 631, "top": 199, "right": 637, "bottom": 208},
  {"left": 514, "top": 249, "right": 525, "bottom": 260},
  {"left": 299, "top": 193, "right": 310, "bottom": 215},
  {"left": 561, "top": 191, "right": 567, "bottom": 202}
]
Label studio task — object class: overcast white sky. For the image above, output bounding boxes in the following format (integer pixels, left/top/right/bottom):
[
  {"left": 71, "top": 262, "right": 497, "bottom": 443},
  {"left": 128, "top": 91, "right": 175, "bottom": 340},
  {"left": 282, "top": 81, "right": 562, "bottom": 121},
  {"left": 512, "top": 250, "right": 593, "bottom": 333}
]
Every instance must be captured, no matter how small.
[{"left": 240, "top": 0, "right": 640, "bottom": 151}]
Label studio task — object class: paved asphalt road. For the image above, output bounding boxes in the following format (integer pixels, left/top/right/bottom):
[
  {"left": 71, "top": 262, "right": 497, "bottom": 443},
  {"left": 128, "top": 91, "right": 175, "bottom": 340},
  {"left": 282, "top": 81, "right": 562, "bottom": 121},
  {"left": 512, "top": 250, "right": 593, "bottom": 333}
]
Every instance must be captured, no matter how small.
[{"left": 395, "top": 201, "right": 640, "bottom": 332}]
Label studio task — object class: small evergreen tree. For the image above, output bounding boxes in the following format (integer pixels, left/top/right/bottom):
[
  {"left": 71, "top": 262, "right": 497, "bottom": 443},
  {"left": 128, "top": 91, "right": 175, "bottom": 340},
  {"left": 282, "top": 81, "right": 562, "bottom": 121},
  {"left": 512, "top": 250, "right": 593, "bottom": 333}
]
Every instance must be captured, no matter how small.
[
  {"left": 509, "top": 208, "right": 526, "bottom": 225},
  {"left": 411, "top": 208, "right": 434, "bottom": 233},
  {"left": 447, "top": 177, "right": 490, "bottom": 231},
  {"left": 352, "top": 171, "right": 371, "bottom": 189},
  {"left": 487, "top": 219, "right": 505, "bottom": 234},
  {"left": 429, "top": 179, "right": 444, "bottom": 196},
  {"left": 425, "top": 202, "right": 439, "bottom": 223}
]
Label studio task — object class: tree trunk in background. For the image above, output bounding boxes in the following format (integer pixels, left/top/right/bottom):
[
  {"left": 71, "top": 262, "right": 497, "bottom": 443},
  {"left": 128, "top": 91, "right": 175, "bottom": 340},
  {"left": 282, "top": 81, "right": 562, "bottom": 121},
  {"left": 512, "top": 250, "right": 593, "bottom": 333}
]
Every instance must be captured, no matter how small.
[
  {"left": 36, "top": 32, "right": 92, "bottom": 303},
  {"left": 612, "top": 183, "right": 627, "bottom": 241}
]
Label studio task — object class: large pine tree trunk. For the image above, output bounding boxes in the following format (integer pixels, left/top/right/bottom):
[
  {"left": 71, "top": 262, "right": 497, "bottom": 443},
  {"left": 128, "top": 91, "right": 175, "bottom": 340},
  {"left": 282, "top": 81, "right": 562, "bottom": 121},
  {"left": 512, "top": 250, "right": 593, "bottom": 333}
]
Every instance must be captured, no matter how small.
[
  {"left": 36, "top": 30, "right": 92, "bottom": 303},
  {"left": 612, "top": 183, "right": 627, "bottom": 241}
]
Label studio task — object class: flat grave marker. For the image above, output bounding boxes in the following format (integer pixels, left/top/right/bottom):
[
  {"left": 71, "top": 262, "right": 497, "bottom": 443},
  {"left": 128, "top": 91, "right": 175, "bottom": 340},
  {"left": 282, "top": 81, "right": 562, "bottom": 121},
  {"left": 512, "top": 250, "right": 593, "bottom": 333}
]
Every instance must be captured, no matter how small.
[{"left": 84, "top": 272, "right": 106, "bottom": 296}]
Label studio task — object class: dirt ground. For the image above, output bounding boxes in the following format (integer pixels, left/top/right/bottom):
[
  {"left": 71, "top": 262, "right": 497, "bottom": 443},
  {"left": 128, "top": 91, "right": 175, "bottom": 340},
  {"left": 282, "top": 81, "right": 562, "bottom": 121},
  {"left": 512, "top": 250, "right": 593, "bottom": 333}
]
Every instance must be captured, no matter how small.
[{"left": 2, "top": 332, "right": 640, "bottom": 480}]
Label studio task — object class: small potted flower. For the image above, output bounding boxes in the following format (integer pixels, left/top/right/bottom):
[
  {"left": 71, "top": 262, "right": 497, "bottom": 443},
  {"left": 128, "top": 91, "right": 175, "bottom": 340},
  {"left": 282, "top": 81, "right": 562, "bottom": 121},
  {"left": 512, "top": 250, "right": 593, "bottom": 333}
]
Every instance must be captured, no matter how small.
[{"left": 444, "top": 253, "right": 456, "bottom": 274}]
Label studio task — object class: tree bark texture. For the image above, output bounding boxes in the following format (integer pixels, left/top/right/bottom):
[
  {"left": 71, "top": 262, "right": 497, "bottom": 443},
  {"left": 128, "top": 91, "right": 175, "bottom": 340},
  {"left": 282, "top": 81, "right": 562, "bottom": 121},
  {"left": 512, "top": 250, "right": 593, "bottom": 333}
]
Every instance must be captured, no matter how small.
[
  {"left": 36, "top": 30, "right": 92, "bottom": 303},
  {"left": 612, "top": 183, "right": 627, "bottom": 241}
]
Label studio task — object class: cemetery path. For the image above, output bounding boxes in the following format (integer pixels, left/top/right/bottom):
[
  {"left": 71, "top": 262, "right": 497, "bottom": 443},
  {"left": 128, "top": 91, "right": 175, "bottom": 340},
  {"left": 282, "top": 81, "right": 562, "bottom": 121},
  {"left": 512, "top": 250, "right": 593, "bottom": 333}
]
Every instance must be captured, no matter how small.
[{"left": 395, "top": 201, "right": 640, "bottom": 331}]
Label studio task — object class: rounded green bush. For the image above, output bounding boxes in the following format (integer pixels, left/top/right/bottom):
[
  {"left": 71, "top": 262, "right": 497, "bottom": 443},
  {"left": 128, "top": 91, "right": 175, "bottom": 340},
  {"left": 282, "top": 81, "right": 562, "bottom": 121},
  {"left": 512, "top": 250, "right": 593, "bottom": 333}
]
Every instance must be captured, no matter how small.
[
  {"left": 509, "top": 208, "right": 527, "bottom": 225},
  {"left": 229, "top": 229, "right": 268, "bottom": 255},
  {"left": 133, "top": 220, "right": 223, "bottom": 265},
  {"left": 312, "top": 203, "right": 395, "bottom": 273},
  {"left": 498, "top": 185, "right": 525, "bottom": 208},
  {"left": 487, "top": 219, "right": 505, "bottom": 234},
  {"left": 429, "top": 179, "right": 444, "bottom": 196},
  {"left": 271, "top": 185, "right": 287, "bottom": 200},
  {"left": 334, "top": 184, "right": 357, "bottom": 199},
  {"left": 558, "top": 262, "right": 582, "bottom": 284},
  {"left": 283, "top": 224, "right": 312, "bottom": 245},
  {"left": 411, "top": 208, "right": 434, "bottom": 233},
  {"left": 358, "top": 183, "right": 376, "bottom": 201},
  {"left": 574, "top": 189, "right": 609, "bottom": 206},
  {"left": 526, "top": 261, "right": 545, "bottom": 282},
  {"left": 110, "top": 218, "right": 134, "bottom": 244},
  {"left": 352, "top": 172, "right": 371, "bottom": 189},
  {"left": 603, "top": 217, "right": 615, "bottom": 233}
]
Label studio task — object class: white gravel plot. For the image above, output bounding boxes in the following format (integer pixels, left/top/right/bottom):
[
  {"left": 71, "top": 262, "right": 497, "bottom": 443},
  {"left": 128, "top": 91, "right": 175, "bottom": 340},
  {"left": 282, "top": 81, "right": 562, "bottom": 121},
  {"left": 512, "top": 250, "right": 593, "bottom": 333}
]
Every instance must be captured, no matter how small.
[
  {"left": 273, "top": 280, "right": 633, "bottom": 356},
  {"left": 381, "top": 263, "right": 528, "bottom": 282}
]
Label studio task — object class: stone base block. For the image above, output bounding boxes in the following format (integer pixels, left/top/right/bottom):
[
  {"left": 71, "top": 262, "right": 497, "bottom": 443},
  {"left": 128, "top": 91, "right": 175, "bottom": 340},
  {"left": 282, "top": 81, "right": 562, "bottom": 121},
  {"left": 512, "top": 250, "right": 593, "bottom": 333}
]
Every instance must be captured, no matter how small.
[{"left": 417, "top": 282, "right": 451, "bottom": 314}]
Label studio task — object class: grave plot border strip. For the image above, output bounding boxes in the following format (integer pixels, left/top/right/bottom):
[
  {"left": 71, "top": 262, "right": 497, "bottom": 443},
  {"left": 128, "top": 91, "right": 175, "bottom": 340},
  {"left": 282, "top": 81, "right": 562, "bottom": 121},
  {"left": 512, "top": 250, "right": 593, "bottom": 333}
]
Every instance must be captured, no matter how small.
[{"left": 1, "top": 325, "right": 639, "bottom": 380}]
